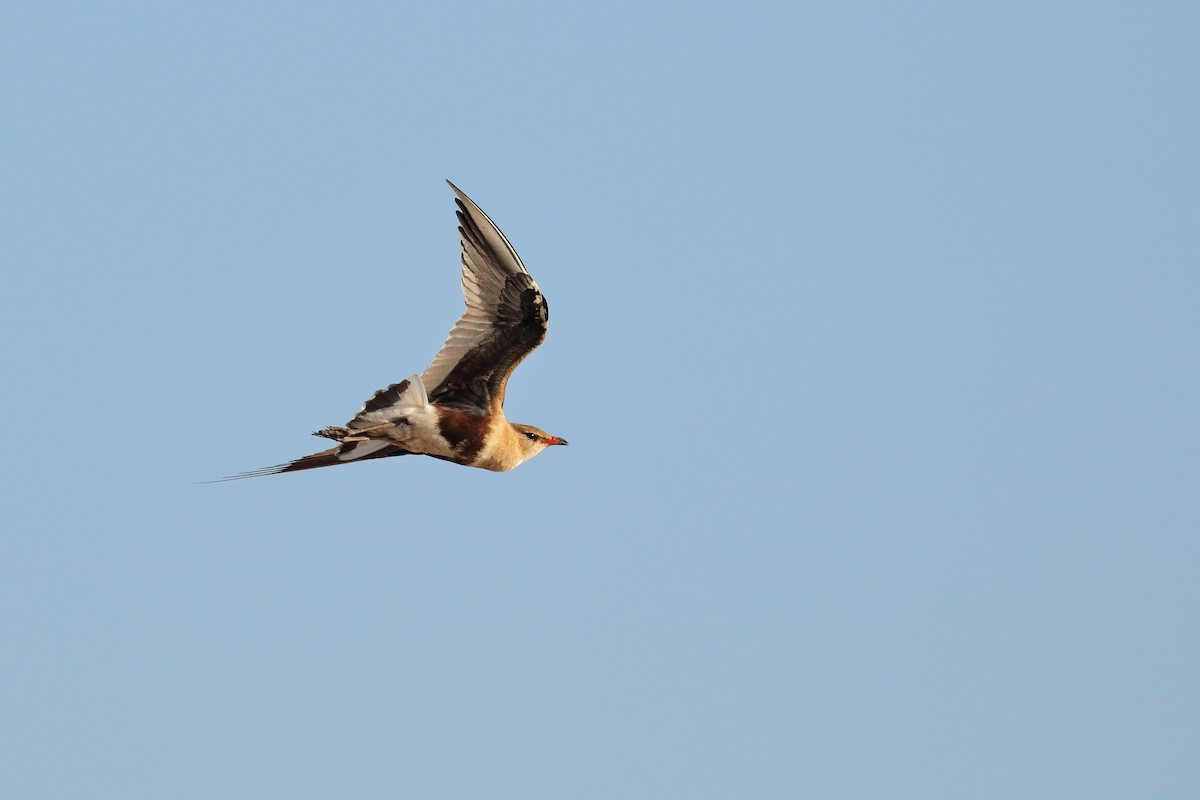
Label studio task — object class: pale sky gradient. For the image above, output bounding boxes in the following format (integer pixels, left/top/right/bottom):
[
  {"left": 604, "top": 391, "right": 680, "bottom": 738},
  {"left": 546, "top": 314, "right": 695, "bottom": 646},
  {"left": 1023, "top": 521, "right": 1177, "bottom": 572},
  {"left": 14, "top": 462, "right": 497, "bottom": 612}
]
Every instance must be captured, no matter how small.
[{"left": 3, "top": 2, "right": 1197, "bottom": 798}]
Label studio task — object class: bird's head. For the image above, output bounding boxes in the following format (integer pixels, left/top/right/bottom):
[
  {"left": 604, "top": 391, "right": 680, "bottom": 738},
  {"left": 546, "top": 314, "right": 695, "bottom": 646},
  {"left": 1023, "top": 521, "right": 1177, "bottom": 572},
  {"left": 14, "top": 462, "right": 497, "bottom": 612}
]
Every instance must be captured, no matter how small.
[{"left": 511, "top": 423, "right": 569, "bottom": 460}]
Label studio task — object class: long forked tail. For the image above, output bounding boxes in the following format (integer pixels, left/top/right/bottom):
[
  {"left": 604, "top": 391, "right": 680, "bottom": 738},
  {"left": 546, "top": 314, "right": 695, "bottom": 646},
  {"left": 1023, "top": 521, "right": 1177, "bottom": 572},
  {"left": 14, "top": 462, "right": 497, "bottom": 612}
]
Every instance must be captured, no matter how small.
[{"left": 203, "top": 440, "right": 411, "bottom": 482}]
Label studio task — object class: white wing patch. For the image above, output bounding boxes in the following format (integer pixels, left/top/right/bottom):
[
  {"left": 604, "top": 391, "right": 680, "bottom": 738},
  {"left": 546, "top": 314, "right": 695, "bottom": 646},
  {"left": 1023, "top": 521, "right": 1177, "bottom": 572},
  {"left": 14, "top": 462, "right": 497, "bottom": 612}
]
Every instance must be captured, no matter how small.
[
  {"left": 336, "top": 440, "right": 394, "bottom": 462},
  {"left": 349, "top": 374, "right": 430, "bottom": 428}
]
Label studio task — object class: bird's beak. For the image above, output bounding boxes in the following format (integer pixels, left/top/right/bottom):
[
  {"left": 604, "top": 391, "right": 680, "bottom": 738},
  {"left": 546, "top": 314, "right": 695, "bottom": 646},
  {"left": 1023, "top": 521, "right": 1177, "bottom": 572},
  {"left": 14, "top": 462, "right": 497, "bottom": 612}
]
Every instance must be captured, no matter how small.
[{"left": 546, "top": 436, "right": 568, "bottom": 446}]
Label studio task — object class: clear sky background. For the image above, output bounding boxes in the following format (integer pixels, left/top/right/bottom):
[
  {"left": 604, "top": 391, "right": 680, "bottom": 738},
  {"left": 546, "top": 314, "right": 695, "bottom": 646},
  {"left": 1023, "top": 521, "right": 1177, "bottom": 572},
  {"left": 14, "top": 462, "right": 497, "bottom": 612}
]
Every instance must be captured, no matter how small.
[{"left": 3, "top": 2, "right": 1197, "bottom": 798}]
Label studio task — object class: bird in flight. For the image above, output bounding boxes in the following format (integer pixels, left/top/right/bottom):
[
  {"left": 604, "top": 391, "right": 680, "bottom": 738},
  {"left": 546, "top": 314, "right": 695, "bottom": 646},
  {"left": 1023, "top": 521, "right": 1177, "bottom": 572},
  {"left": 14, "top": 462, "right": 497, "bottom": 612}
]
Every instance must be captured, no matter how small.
[{"left": 219, "top": 182, "right": 566, "bottom": 479}]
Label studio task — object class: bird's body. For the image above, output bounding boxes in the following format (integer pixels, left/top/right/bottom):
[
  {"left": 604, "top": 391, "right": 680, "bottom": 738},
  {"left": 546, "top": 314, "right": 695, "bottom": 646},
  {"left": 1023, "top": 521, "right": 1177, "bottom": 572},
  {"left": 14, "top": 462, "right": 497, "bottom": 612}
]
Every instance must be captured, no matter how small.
[{"left": 220, "top": 182, "right": 566, "bottom": 480}]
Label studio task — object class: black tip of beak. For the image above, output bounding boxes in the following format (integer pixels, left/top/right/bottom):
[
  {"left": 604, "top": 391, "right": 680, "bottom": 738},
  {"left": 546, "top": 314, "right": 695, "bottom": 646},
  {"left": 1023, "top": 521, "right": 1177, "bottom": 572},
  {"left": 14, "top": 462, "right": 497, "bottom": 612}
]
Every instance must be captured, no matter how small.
[{"left": 552, "top": 437, "right": 568, "bottom": 446}]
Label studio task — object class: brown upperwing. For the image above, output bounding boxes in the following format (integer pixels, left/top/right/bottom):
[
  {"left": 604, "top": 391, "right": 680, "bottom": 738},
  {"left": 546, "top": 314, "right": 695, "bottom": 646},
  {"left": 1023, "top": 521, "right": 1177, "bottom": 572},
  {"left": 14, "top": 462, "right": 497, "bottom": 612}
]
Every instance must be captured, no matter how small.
[
  {"left": 421, "top": 183, "right": 549, "bottom": 416},
  {"left": 209, "top": 442, "right": 411, "bottom": 481}
]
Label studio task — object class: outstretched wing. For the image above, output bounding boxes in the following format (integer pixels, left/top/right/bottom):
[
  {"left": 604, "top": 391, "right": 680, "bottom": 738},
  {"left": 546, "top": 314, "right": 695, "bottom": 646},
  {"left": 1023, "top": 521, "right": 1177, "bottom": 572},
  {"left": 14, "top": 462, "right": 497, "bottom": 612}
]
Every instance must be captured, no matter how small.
[
  {"left": 208, "top": 441, "right": 411, "bottom": 481},
  {"left": 421, "top": 181, "right": 549, "bottom": 416}
]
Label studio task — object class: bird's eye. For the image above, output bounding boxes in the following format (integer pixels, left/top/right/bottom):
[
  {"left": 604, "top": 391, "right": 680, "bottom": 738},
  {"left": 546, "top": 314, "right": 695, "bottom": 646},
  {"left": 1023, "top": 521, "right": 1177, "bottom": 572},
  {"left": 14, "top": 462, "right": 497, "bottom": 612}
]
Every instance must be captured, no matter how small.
[{"left": 524, "top": 431, "right": 538, "bottom": 441}]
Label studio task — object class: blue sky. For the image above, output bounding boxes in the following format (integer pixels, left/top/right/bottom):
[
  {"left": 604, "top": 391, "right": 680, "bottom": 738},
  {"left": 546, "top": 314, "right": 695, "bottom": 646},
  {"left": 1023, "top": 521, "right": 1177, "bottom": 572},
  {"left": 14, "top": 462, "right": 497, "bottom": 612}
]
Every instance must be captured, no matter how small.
[{"left": 3, "top": 2, "right": 1197, "bottom": 797}]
